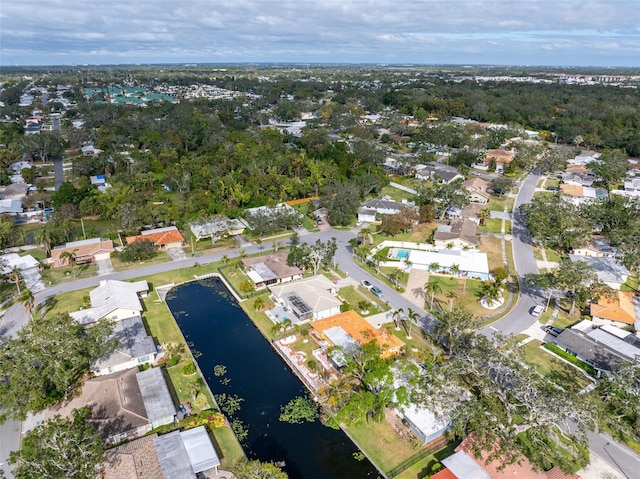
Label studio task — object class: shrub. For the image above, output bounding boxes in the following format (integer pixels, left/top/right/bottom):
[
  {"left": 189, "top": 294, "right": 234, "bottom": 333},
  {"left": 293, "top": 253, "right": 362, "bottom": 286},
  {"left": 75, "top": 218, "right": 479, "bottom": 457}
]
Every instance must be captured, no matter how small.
[
  {"left": 544, "top": 343, "right": 597, "bottom": 376},
  {"left": 167, "top": 355, "right": 180, "bottom": 367},
  {"left": 181, "top": 360, "right": 197, "bottom": 376}
]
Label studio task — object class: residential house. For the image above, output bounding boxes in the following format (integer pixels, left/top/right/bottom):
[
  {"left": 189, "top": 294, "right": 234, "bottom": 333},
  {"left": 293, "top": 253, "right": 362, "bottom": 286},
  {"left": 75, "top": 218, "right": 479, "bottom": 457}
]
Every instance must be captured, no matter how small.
[
  {"left": 103, "top": 426, "right": 220, "bottom": 479},
  {"left": 0, "top": 252, "right": 44, "bottom": 292},
  {"left": 476, "top": 149, "right": 514, "bottom": 173},
  {"left": 572, "top": 237, "right": 619, "bottom": 258},
  {"left": 50, "top": 238, "right": 115, "bottom": 268},
  {"left": 568, "top": 254, "right": 630, "bottom": 290},
  {"left": 0, "top": 198, "right": 23, "bottom": 216},
  {"left": 462, "top": 177, "right": 491, "bottom": 204},
  {"left": 553, "top": 321, "right": 640, "bottom": 373},
  {"left": 126, "top": 226, "right": 186, "bottom": 250},
  {"left": 590, "top": 291, "right": 639, "bottom": 329},
  {"left": 311, "top": 310, "right": 404, "bottom": 360},
  {"left": 69, "top": 279, "right": 149, "bottom": 325},
  {"left": 415, "top": 162, "right": 464, "bottom": 184},
  {"left": 90, "top": 174, "right": 111, "bottom": 193},
  {"left": 437, "top": 435, "right": 581, "bottom": 479},
  {"left": 434, "top": 218, "right": 480, "bottom": 249},
  {"left": 136, "top": 367, "right": 177, "bottom": 430},
  {"left": 242, "top": 251, "right": 303, "bottom": 289},
  {"left": 559, "top": 184, "right": 607, "bottom": 205},
  {"left": 406, "top": 249, "right": 490, "bottom": 280},
  {"left": 188, "top": 216, "right": 245, "bottom": 241},
  {"left": 47, "top": 368, "right": 154, "bottom": 443},
  {"left": 624, "top": 177, "right": 640, "bottom": 192},
  {"left": 243, "top": 203, "right": 302, "bottom": 230},
  {"left": 2, "top": 182, "right": 29, "bottom": 201},
  {"left": 268, "top": 275, "right": 342, "bottom": 323},
  {"left": 357, "top": 196, "right": 413, "bottom": 223},
  {"left": 92, "top": 316, "right": 158, "bottom": 376}
]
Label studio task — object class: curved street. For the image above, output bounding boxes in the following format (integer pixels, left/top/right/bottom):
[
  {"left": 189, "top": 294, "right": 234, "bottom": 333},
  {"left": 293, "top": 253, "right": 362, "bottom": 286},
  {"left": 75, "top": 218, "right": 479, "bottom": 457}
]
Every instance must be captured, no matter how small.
[{"left": 1, "top": 176, "right": 639, "bottom": 477}]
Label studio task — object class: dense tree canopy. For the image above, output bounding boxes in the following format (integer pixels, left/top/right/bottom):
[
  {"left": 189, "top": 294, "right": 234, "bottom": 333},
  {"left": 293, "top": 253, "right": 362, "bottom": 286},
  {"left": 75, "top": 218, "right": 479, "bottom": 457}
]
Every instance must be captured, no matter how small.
[
  {"left": 0, "top": 313, "right": 115, "bottom": 421},
  {"left": 8, "top": 407, "right": 104, "bottom": 479}
]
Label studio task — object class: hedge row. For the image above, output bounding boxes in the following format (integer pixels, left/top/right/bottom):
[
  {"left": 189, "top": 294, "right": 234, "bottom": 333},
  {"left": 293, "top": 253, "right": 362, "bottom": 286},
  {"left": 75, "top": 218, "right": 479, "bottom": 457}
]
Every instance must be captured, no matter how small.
[{"left": 543, "top": 343, "right": 597, "bottom": 377}]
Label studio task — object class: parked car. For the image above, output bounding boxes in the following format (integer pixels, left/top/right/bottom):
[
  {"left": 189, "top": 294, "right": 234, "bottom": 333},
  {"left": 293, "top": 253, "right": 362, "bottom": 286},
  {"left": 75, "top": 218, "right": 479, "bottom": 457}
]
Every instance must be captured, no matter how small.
[
  {"left": 542, "top": 325, "right": 564, "bottom": 337},
  {"left": 361, "top": 280, "right": 373, "bottom": 290},
  {"left": 370, "top": 286, "right": 384, "bottom": 298},
  {"left": 530, "top": 305, "right": 544, "bottom": 317}
]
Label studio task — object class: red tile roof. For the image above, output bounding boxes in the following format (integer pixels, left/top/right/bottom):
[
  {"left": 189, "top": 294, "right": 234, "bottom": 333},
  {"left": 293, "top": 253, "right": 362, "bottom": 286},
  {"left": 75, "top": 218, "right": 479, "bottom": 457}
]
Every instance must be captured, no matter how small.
[
  {"left": 126, "top": 229, "right": 185, "bottom": 246},
  {"left": 430, "top": 468, "right": 459, "bottom": 479}
]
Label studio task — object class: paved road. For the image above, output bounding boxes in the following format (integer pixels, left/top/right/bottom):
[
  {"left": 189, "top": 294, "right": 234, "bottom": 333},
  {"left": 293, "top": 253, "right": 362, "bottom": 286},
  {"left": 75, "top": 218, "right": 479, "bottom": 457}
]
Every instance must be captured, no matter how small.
[
  {"left": 2, "top": 211, "right": 639, "bottom": 476},
  {"left": 52, "top": 155, "right": 64, "bottom": 191},
  {"left": 480, "top": 174, "right": 544, "bottom": 336}
]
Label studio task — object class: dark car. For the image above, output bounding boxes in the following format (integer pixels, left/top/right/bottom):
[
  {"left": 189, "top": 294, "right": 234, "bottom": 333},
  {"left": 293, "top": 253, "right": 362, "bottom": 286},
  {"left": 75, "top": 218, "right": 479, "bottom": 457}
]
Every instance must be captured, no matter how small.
[
  {"left": 370, "top": 286, "right": 384, "bottom": 298},
  {"left": 542, "top": 325, "right": 563, "bottom": 337}
]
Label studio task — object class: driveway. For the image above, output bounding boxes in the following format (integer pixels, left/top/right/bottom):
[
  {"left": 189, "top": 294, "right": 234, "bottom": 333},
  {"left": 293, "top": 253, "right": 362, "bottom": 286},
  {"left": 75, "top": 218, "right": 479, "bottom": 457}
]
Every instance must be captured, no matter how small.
[
  {"left": 95, "top": 258, "right": 114, "bottom": 275},
  {"left": 401, "top": 269, "right": 428, "bottom": 309},
  {"left": 166, "top": 247, "right": 187, "bottom": 261}
]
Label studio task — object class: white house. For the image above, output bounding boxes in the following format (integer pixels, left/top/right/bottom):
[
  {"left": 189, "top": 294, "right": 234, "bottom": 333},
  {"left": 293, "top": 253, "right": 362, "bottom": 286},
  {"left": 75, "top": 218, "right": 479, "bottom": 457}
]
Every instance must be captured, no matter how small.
[
  {"left": 69, "top": 279, "right": 149, "bottom": 325},
  {"left": 358, "top": 196, "right": 414, "bottom": 222},
  {"left": 408, "top": 249, "right": 490, "bottom": 280},
  {"left": 92, "top": 315, "right": 158, "bottom": 376},
  {"left": 568, "top": 254, "right": 630, "bottom": 290},
  {"left": 433, "top": 218, "right": 480, "bottom": 249},
  {"left": 268, "top": 275, "right": 342, "bottom": 323}
]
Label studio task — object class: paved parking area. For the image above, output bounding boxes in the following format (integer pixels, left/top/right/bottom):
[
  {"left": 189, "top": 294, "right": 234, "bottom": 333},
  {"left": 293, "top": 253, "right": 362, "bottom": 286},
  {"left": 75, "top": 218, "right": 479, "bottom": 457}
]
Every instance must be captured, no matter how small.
[{"left": 95, "top": 258, "right": 114, "bottom": 275}]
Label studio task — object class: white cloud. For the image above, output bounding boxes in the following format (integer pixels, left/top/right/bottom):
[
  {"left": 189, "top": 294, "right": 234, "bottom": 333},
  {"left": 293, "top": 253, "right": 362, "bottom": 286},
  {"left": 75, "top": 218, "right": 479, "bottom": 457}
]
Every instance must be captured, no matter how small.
[{"left": 1, "top": 0, "right": 638, "bottom": 66}]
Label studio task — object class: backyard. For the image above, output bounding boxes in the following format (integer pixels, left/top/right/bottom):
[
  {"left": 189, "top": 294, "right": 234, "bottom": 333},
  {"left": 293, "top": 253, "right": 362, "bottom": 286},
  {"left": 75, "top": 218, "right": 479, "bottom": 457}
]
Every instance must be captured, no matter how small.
[{"left": 520, "top": 340, "right": 593, "bottom": 394}]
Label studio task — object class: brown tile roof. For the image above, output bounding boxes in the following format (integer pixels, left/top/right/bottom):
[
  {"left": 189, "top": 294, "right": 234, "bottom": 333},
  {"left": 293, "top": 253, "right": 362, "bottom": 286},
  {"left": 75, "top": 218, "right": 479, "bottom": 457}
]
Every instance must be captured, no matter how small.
[
  {"left": 590, "top": 291, "right": 636, "bottom": 325},
  {"left": 242, "top": 251, "right": 303, "bottom": 279},
  {"left": 462, "top": 177, "right": 490, "bottom": 193},
  {"left": 312, "top": 310, "right": 404, "bottom": 358},
  {"left": 566, "top": 164, "right": 590, "bottom": 174},
  {"left": 46, "top": 368, "right": 148, "bottom": 440},
  {"left": 103, "top": 434, "right": 164, "bottom": 479},
  {"left": 430, "top": 469, "right": 458, "bottom": 479},
  {"left": 455, "top": 436, "right": 581, "bottom": 479},
  {"left": 485, "top": 149, "right": 514, "bottom": 164},
  {"left": 434, "top": 218, "right": 480, "bottom": 246},
  {"left": 51, "top": 239, "right": 114, "bottom": 267},
  {"left": 560, "top": 183, "right": 584, "bottom": 197},
  {"left": 126, "top": 229, "right": 185, "bottom": 246},
  {"left": 456, "top": 436, "right": 547, "bottom": 479}
]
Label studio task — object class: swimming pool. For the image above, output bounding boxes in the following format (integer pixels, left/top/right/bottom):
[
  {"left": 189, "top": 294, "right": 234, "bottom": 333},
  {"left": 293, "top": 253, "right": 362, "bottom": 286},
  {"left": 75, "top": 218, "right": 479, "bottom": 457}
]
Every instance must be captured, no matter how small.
[{"left": 397, "top": 249, "right": 410, "bottom": 259}]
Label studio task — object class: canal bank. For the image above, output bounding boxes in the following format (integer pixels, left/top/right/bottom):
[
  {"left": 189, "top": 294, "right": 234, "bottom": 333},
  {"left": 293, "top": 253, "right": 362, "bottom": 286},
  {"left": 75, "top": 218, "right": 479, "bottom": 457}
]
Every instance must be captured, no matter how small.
[{"left": 167, "top": 278, "right": 380, "bottom": 479}]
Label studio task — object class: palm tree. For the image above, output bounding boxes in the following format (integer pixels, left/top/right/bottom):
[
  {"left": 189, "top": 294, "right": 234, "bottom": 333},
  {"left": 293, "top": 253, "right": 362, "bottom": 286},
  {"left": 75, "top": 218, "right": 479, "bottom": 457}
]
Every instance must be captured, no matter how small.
[
  {"left": 221, "top": 254, "right": 229, "bottom": 266},
  {"left": 11, "top": 267, "right": 22, "bottom": 294},
  {"left": 445, "top": 290, "right": 458, "bottom": 311},
  {"left": 480, "top": 280, "right": 503, "bottom": 306},
  {"left": 428, "top": 262, "right": 440, "bottom": 273},
  {"left": 35, "top": 227, "right": 57, "bottom": 258},
  {"left": 405, "top": 308, "right": 420, "bottom": 339},
  {"left": 18, "top": 288, "right": 35, "bottom": 319},
  {"left": 59, "top": 249, "right": 78, "bottom": 278},
  {"left": 391, "top": 308, "right": 404, "bottom": 331},
  {"left": 450, "top": 263, "right": 460, "bottom": 277},
  {"left": 253, "top": 296, "right": 265, "bottom": 311},
  {"left": 424, "top": 281, "right": 442, "bottom": 310}
]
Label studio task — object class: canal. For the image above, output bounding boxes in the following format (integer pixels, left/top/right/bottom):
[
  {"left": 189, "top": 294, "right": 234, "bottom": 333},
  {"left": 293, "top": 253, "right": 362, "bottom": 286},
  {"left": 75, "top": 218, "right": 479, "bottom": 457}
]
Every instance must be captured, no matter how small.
[{"left": 166, "top": 278, "right": 379, "bottom": 479}]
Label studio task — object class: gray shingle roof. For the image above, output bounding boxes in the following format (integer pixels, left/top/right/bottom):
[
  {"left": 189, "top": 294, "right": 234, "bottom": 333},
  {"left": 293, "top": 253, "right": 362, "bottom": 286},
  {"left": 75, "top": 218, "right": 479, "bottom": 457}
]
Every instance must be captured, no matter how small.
[
  {"left": 136, "top": 368, "right": 175, "bottom": 424},
  {"left": 93, "top": 316, "right": 157, "bottom": 371},
  {"left": 181, "top": 426, "right": 220, "bottom": 473}
]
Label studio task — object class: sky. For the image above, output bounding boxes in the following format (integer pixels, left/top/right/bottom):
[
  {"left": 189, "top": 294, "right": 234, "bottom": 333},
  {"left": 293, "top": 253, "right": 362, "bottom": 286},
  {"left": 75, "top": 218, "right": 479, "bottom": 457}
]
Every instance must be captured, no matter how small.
[{"left": 1, "top": 0, "right": 639, "bottom": 67}]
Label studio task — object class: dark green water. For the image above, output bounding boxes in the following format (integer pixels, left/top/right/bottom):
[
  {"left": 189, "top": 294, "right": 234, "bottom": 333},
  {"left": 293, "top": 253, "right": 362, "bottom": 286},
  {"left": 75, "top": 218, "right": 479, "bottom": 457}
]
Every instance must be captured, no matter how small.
[{"left": 166, "top": 278, "right": 379, "bottom": 479}]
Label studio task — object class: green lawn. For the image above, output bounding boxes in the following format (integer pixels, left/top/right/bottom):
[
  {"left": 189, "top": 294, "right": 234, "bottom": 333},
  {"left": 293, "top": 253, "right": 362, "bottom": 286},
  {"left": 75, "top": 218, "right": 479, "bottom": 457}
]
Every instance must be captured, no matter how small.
[
  {"left": 520, "top": 340, "right": 593, "bottom": 394},
  {"left": 479, "top": 218, "right": 503, "bottom": 234},
  {"left": 424, "top": 276, "right": 487, "bottom": 317},
  {"left": 338, "top": 285, "right": 390, "bottom": 315},
  {"left": 396, "top": 440, "right": 460, "bottom": 479},
  {"left": 166, "top": 363, "right": 215, "bottom": 413},
  {"left": 621, "top": 275, "right": 639, "bottom": 293},
  {"left": 346, "top": 419, "right": 421, "bottom": 473},
  {"left": 212, "top": 426, "right": 246, "bottom": 469}
]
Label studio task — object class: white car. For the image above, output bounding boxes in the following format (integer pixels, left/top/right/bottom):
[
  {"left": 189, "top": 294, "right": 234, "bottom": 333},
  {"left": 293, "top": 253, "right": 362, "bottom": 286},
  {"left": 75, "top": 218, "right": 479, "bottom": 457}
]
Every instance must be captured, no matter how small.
[
  {"left": 361, "top": 280, "right": 373, "bottom": 290},
  {"left": 530, "top": 305, "right": 544, "bottom": 317}
]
